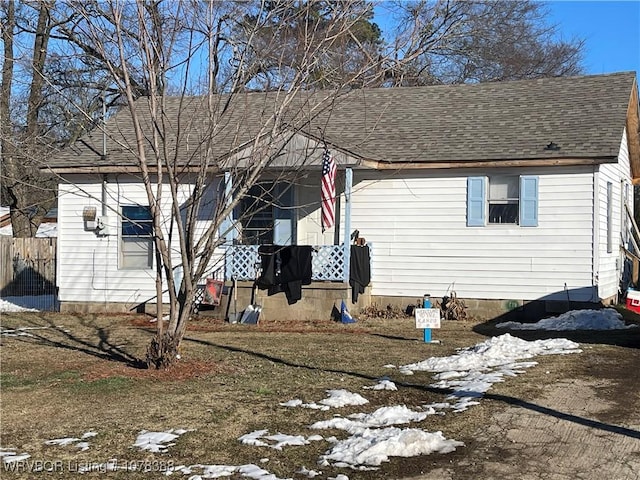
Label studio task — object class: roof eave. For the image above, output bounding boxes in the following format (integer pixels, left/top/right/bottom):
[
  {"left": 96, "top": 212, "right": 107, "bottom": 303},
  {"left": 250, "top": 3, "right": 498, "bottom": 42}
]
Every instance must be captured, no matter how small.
[
  {"left": 361, "top": 156, "right": 618, "bottom": 170},
  {"left": 45, "top": 165, "right": 221, "bottom": 175}
]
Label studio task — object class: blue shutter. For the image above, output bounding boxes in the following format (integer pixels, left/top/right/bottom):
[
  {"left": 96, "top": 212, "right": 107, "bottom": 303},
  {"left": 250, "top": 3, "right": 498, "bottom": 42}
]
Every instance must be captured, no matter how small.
[
  {"left": 520, "top": 175, "right": 539, "bottom": 227},
  {"left": 467, "top": 177, "right": 486, "bottom": 226}
]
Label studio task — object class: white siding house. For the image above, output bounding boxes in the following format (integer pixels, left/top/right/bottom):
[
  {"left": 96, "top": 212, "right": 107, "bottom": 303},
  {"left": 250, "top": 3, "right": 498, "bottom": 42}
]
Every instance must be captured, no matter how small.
[
  {"left": 56, "top": 174, "right": 225, "bottom": 311},
  {"left": 47, "top": 72, "right": 640, "bottom": 318}
]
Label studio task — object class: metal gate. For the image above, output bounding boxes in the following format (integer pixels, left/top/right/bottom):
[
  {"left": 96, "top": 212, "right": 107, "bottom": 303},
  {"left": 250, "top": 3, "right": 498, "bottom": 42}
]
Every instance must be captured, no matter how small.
[{"left": 0, "top": 237, "right": 58, "bottom": 311}]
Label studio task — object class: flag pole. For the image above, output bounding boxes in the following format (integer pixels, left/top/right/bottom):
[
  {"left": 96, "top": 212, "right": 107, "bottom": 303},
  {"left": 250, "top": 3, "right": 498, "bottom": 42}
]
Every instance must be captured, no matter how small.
[{"left": 344, "top": 168, "right": 352, "bottom": 284}]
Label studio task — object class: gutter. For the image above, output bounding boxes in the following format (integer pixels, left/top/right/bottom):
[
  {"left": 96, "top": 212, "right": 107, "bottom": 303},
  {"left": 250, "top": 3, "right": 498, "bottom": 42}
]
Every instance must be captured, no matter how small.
[{"left": 360, "top": 156, "right": 619, "bottom": 170}]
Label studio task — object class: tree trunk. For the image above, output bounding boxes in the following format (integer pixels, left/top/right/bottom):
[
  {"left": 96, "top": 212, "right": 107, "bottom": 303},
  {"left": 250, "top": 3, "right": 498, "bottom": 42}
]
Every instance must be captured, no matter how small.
[
  {"left": 145, "top": 286, "right": 196, "bottom": 369},
  {"left": 1, "top": 0, "right": 56, "bottom": 238},
  {"left": 145, "top": 332, "right": 180, "bottom": 369}
]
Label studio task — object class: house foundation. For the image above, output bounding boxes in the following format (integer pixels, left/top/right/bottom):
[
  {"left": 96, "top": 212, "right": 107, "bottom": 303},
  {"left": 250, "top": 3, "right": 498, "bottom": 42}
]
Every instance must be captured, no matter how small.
[
  {"left": 59, "top": 288, "right": 609, "bottom": 322},
  {"left": 59, "top": 281, "right": 372, "bottom": 321}
]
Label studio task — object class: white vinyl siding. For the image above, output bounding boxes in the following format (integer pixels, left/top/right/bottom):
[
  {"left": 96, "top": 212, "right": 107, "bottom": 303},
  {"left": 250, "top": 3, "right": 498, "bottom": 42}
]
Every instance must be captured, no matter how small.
[
  {"left": 57, "top": 174, "right": 224, "bottom": 308},
  {"left": 350, "top": 167, "right": 596, "bottom": 302},
  {"left": 596, "top": 128, "right": 633, "bottom": 300}
]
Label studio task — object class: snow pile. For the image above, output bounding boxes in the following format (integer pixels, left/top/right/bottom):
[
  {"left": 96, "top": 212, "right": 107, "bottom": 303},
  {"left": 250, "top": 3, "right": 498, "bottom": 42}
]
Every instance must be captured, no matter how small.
[
  {"left": 363, "top": 379, "right": 397, "bottom": 391},
  {"left": 319, "top": 390, "right": 369, "bottom": 408},
  {"left": 297, "top": 466, "right": 322, "bottom": 478},
  {"left": 0, "top": 449, "right": 30, "bottom": 464},
  {"left": 239, "top": 430, "right": 323, "bottom": 450},
  {"left": 132, "top": 429, "right": 190, "bottom": 453},
  {"left": 311, "top": 405, "right": 432, "bottom": 433},
  {"left": 496, "top": 308, "right": 636, "bottom": 330},
  {"left": 45, "top": 432, "right": 98, "bottom": 452},
  {"left": 279, "top": 399, "right": 330, "bottom": 411},
  {"left": 167, "top": 463, "right": 292, "bottom": 480},
  {"left": 319, "top": 427, "right": 464, "bottom": 469},
  {"left": 400, "top": 334, "right": 581, "bottom": 410},
  {"left": 281, "top": 389, "right": 369, "bottom": 410},
  {"left": 0, "top": 295, "right": 57, "bottom": 313},
  {"left": 0, "top": 300, "right": 38, "bottom": 313}
]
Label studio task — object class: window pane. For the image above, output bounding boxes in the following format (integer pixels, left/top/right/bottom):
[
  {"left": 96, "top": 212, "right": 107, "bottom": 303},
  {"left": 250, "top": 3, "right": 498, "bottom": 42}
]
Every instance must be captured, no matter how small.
[
  {"left": 489, "top": 176, "right": 518, "bottom": 200},
  {"left": 489, "top": 203, "right": 519, "bottom": 224},
  {"left": 122, "top": 221, "right": 153, "bottom": 236},
  {"left": 121, "top": 238, "right": 153, "bottom": 269},
  {"left": 122, "top": 205, "right": 152, "bottom": 221}
]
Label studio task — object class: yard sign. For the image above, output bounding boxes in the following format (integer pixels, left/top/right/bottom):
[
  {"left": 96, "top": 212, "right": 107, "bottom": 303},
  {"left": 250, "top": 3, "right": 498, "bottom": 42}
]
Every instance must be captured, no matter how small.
[{"left": 415, "top": 308, "right": 441, "bottom": 343}]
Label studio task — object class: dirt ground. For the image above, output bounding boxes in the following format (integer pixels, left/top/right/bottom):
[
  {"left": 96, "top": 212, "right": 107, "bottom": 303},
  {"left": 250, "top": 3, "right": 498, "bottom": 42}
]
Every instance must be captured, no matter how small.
[{"left": 411, "top": 321, "right": 640, "bottom": 480}]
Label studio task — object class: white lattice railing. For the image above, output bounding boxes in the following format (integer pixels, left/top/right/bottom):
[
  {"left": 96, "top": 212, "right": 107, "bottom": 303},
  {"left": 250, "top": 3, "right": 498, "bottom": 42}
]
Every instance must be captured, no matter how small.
[{"left": 224, "top": 245, "right": 346, "bottom": 281}]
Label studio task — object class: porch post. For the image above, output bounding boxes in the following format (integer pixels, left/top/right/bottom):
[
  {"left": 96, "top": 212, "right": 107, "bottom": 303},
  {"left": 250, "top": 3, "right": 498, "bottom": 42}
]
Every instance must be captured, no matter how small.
[
  {"left": 343, "top": 168, "right": 352, "bottom": 282},
  {"left": 220, "top": 171, "right": 236, "bottom": 280}
]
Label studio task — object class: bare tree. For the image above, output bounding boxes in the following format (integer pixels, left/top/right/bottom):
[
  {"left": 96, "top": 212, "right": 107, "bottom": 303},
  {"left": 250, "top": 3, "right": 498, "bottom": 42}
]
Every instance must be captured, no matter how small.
[
  {"left": 1, "top": 0, "right": 58, "bottom": 237},
  {"left": 234, "top": 0, "right": 383, "bottom": 89},
  {"left": 1, "top": 1, "right": 150, "bottom": 237},
  {"left": 382, "top": 0, "right": 583, "bottom": 86},
  {"left": 63, "top": 0, "right": 384, "bottom": 368}
]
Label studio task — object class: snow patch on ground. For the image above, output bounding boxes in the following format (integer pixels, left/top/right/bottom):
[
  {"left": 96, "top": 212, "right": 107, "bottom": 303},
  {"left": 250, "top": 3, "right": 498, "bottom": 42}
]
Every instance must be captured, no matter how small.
[
  {"left": 319, "top": 427, "right": 464, "bottom": 469},
  {"left": 496, "top": 308, "right": 636, "bottom": 330},
  {"left": 0, "top": 295, "right": 57, "bottom": 312}
]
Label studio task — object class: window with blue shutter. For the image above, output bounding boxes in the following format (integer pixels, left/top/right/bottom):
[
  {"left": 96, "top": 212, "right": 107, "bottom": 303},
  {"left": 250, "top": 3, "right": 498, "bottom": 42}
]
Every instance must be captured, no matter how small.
[
  {"left": 467, "top": 177, "right": 486, "bottom": 226},
  {"left": 468, "top": 175, "right": 539, "bottom": 227},
  {"left": 519, "top": 175, "right": 539, "bottom": 227}
]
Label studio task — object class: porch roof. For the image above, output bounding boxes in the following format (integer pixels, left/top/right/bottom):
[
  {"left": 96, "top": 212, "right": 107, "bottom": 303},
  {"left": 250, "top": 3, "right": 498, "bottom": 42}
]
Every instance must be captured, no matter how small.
[{"left": 45, "top": 72, "right": 638, "bottom": 174}]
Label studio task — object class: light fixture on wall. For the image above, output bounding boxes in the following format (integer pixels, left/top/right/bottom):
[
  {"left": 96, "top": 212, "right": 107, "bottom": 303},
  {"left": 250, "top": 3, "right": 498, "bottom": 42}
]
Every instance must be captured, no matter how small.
[{"left": 83, "top": 206, "right": 97, "bottom": 230}]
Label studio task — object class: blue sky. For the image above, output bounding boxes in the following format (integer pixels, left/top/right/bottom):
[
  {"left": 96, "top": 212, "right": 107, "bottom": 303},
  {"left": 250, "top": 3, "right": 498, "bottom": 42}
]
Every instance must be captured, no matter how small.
[
  {"left": 546, "top": 0, "right": 640, "bottom": 75},
  {"left": 374, "top": 1, "right": 639, "bottom": 77}
]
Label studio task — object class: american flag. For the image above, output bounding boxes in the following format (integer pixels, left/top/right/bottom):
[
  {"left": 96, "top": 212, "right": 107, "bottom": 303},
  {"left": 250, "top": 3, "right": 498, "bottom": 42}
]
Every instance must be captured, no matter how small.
[{"left": 321, "top": 148, "right": 337, "bottom": 232}]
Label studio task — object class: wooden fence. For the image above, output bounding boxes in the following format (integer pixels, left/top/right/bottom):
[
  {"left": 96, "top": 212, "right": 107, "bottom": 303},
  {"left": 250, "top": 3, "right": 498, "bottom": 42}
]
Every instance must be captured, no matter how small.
[{"left": 0, "top": 237, "right": 57, "bottom": 296}]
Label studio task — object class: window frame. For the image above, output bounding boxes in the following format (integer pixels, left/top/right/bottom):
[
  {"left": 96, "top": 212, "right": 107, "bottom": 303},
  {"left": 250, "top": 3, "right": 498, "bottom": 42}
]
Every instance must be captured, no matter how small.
[
  {"left": 467, "top": 175, "right": 538, "bottom": 227},
  {"left": 120, "top": 205, "right": 154, "bottom": 270},
  {"left": 237, "top": 181, "right": 294, "bottom": 245},
  {"left": 487, "top": 175, "right": 520, "bottom": 225}
]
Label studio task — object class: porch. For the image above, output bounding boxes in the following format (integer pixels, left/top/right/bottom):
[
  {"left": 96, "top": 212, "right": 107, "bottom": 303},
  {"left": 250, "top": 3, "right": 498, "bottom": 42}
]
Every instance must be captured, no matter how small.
[{"left": 211, "top": 244, "right": 371, "bottom": 321}]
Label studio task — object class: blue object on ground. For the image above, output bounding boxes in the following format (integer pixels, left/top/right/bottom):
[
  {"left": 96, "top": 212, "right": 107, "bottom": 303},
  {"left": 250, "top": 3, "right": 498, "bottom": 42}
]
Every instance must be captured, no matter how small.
[{"left": 341, "top": 300, "right": 356, "bottom": 323}]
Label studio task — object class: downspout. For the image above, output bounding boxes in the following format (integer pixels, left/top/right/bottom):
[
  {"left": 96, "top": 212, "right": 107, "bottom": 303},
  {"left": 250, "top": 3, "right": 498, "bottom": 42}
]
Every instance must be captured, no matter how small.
[
  {"left": 101, "top": 92, "right": 108, "bottom": 217},
  {"left": 101, "top": 177, "right": 108, "bottom": 217},
  {"left": 592, "top": 166, "right": 600, "bottom": 301}
]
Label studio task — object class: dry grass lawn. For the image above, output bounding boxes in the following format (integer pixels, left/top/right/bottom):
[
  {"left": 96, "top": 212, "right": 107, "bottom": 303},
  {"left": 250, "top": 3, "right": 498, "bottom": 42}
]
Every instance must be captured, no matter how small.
[{"left": 1, "top": 308, "right": 639, "bottom": 479}]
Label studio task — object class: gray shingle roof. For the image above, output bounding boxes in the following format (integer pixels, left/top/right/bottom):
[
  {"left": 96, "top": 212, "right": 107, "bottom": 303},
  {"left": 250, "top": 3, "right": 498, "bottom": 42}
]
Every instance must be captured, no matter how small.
[{"left": 47, "top": 71, "right": 637, "bottom": 170}]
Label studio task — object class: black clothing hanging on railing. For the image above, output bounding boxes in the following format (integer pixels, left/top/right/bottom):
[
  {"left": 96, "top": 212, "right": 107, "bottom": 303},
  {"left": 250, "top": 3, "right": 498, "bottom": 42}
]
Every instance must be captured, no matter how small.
[
  {"left": 257, "top": 245, "right": 313, "bottom": 304},
  {"left": 350, "top": 244, "right": 371, "bottom": 303}
]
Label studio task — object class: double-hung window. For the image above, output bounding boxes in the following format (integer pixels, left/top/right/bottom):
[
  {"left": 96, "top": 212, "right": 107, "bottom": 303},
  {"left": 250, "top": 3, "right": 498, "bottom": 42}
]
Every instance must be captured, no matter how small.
[
  {"left": 467, "top": 175, "right": 538, "bottom": 227},
  {"left": 488, "top": 176, "right": 519, "bottom": 224},
  {"left": 121, "top": 205, "right": 153, "bottom": 269}
]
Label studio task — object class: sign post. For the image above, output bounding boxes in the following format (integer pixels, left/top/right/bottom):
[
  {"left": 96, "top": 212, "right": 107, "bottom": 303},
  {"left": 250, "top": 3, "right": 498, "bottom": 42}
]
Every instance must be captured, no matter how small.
[{"left": 415, "top": 308, "right": 441, "bottom": 344}]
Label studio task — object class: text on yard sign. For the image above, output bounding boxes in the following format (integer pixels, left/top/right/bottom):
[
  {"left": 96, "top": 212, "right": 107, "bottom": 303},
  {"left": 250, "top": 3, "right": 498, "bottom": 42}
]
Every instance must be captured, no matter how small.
[{"left": 415, "top": 308, "right": 441, "bottom": 329}]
